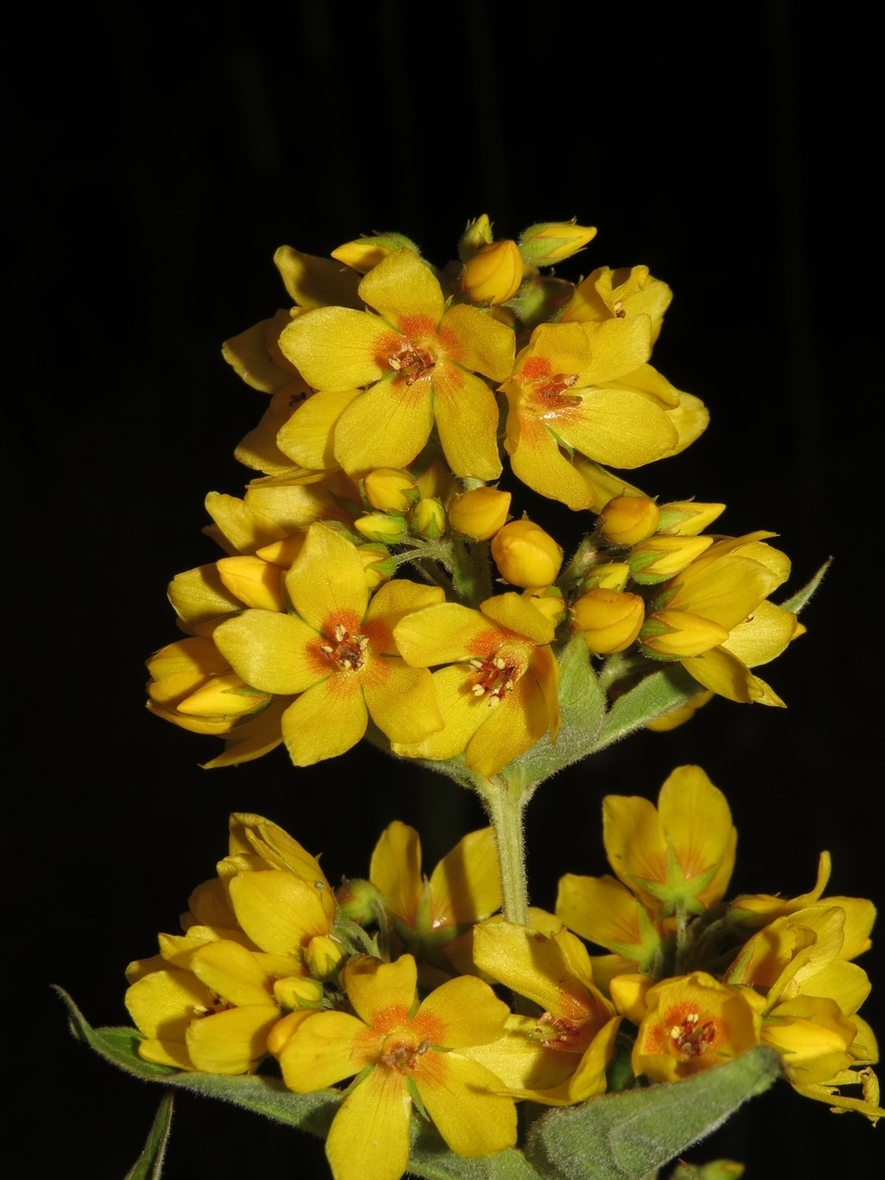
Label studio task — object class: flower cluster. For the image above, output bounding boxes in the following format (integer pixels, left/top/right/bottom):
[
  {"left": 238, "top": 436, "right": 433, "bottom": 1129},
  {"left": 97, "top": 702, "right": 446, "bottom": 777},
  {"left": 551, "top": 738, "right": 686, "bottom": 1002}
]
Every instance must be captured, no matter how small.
[
  {"left": 146, "top": 218, "right": 812, "bottom": 775},
  {"left": 123, "top": 770, "right": 880, "bottom": 1180}
]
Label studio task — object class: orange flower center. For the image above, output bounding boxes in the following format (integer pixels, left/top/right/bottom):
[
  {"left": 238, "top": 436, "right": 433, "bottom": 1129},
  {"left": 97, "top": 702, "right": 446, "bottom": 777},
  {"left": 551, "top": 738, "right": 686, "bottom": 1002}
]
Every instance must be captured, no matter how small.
[
  {"left": 321, "top": 623, "right": 370, "bottom": 672},
  {"left": 469, "top": 654, "right": 519, "bottom": 705},
  {"left": 387, "top": 339, "right": 435, "bottom": 385},
  {"left": 379, "top": 1037, "right": 431, "bottom": 1073},
  {"left": 668, "top": 1011, "right": 716, "bottom": 1058}
]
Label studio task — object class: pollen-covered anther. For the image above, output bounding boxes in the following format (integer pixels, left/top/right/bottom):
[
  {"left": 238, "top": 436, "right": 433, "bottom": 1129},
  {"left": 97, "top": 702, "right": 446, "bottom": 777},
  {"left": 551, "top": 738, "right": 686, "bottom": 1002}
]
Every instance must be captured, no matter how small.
[
  {"left": 539, "top": 373, "right": 581, "bottom": 413},
  {"left": 469, "top": 654, "right": 519, "bottom": 705},
  {"left": 669, "top": 1012, "right": 715, "bottom": 1057},
  {"left": 320, "top": 625, "right": 370, "bottom": 672},
  {"left": 538, "top": 1013, "right": 584, "bottom": 1051},
  {"left": 380, "top": 1039, "right": 427, "bottom": 1073},
  {"left": 387, "top": 340, "right": 435, "bottom": 385}
]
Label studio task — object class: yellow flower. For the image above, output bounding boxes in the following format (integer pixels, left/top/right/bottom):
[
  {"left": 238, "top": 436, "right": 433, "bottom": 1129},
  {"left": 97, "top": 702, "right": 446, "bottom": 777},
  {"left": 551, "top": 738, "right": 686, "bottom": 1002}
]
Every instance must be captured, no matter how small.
[
  {"left": 597, "top": 494, "right": 661, "bottom": 546},
  {"left": 571, "top": 588, "right": 645, "bottom": 655},
  {"left": 462, "top": 239, "right": 523, "bottom": 305},
  {"left": 276, "top": 955, "right": 517, "bottom": 1180},
  {"left": 641, "top": 532, "right": 796, "bottom": 704},
  {"left": 501, "top": 321, "right": 707, "bottom": 509},
  {"left": 368, "top": 821, "right": 500, "bottom": 980},
  {"left": 472, "top": 922, "right": 621, "bottom": 1103},
  {"left": 447, "top": 487, "right": 511, "bottom": 540},
  {"left": 213, "top": 525, "right": 444, "bottom": 765},
  {"left": 630, "top": 972, "right": 764, "bottom": 1083},
  {"left": 392, "top": 592, "right": 560, "bottom": 776},
  {"left": 278, "top": 248, "right": 515, "bottom": 479},
  {"left": 602, "top": 765, "right": 737, "bottom": 918},
  {"left": 562, "top": 265, "right": 672, "bottom": 343}
]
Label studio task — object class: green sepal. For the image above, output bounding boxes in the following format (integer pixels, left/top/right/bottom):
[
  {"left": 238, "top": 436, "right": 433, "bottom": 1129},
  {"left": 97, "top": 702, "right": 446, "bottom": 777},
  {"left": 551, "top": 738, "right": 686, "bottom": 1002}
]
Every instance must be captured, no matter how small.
[
  {"left": 525, "top": 1046, "right": 781, "bottom": 1180},
  {"left": 668, "top": 1160, "right": 745, "bottom": 1180},
  {"left": 125, "top": 1092, "right": 174, "bottom": 1180},
  {"left": 56, "top": 987, "right": 340, "bottom": 1137},
  {"left": 594, "top": 664, "right": 701, "bottom": 751},
  {"left": 779, "top": 557, "right": 831, "bottom": 614}
]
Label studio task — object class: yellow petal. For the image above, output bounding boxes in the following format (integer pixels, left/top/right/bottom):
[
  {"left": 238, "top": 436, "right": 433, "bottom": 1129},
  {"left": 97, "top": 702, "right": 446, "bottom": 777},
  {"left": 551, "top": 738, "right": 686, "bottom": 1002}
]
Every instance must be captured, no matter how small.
[
  {"left": 334, "top": 376, "right": 435, "bottom": 476},
  {"left": 280, "top": 306, "right": 390, "bottom": 389},
  {"left": 359, "top": 247, "right": 445, "bottom": 326},
  {"left": 125, "top": 968, "right": 213, "bottom": 1041},
  {"left": 273, "top": 245, "right": 362, "bottom": 310},
  {"left": 222, "top": 311, "right": 300, "bottom": 392},
  {"left": 441, "top": 302, "right": 515, "bottom": 381},
  {"left": 235, "top": 384, "right": 311, "bottom": 476},
  {"left": 326, "top": 1067, "right": 411, "bottom": 1180},
  {"left": 417, "top": 1051, "right": 517, "bottom": 1156},
  {"left": 214, "top": 610, "right": 322, "bottom": 694},
  {"left": 431, "top": 365, "right": 502, "bottom": 480},
  {"left": 276, "top": 387, "right": 362, "bottom": 470},
  {"left": 362, "top": 659, "right": 444, "bottom": 744},
  {"left": 418, "top": 974, "right": 509, "bottom": 1048},
  {"left": 280, "top": 1009, "right": 375, "bottom": 1090},
  {"left": 371, "top": 822, "right": 422, "bottom": 924},
  {"left": 186, "top": 1005, "right": 280, "bottom": 1074},
  {"left": 228, "top": 870, "right": 329, "bottom": 955},
  {"left": 657, "top": 765, "right": 736, "bottom": 906},
  {"left": 564, "top": 385, "right": 678, "bottom": 468},
  {"left": 282, "top": 676, "right": 368, "bottom": 765},
  {"left": 190, "top": 941, "right": 275, "bottom": 1007},
  {"left": 286, "top": 524, "right": 369, "bottom": 634},
  {"left": 205, "top": 492, "right": 289, "bottom": 555},
  {"left": 721, "top": 600, "right": 797, "bottom": 667},
  {"left": 168, "top": 565, "right": 241, "bottom": 629},
  {"left": 480, "top": 592, "right": 556, "bottom": 645},
  {"left": 429, "top": 828, "right": 501, "bottom": 926}
]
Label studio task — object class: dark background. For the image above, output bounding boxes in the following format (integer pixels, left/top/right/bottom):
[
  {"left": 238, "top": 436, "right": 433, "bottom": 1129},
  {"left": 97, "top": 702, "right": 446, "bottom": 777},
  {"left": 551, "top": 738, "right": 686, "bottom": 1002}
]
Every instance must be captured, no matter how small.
[{"left": 13, "top": 1, "right": 880, "bottom": 1176}]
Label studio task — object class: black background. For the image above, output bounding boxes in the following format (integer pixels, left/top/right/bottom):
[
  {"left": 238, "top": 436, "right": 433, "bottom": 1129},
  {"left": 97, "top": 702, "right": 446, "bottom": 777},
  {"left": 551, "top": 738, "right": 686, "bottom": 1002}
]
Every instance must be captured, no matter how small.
[{"left": 12, "top": 1, "right": 881, "bottom": 1176}]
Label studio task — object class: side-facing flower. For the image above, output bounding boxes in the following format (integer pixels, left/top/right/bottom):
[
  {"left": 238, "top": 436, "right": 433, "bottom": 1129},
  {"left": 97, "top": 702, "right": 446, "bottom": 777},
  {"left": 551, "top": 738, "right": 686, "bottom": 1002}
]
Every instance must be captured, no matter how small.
[
  {"left": 392, "top": 592, "right": 560, "bottom": 776},
  {"left": 278, "top": 248, "right": 515, "bottom": 480},
  {"left": 275, "top": 954, "right": 517, "bottom": 1180},
  {"left": 472, "top": 922, "right": 621, "bottom": 1103},
  {"left": 213, "top": 525, "right": 444, "bottom": 765},
  {"left": 640, "top": 533, "right": 797, "bottom": 705},
  {"left": 367, "top": 821, "right": 500, "bottom": 979}
]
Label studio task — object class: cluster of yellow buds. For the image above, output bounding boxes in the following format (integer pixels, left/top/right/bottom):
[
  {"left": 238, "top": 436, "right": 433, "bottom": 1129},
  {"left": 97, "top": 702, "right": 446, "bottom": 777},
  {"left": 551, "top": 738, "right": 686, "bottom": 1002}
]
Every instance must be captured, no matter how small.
[{"left": 121, "top": 769, "right": 880, "bottom": 1180}]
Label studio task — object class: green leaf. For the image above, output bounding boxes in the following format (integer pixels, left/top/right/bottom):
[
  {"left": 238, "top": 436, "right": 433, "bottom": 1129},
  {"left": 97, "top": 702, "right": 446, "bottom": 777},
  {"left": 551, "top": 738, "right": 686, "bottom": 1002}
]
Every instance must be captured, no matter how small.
[
  {"left": 525, "top": 1046, "right": 782, "bottom": 1180},
  {"left": 408, "top": 1122, "right": 544, "bottom": 1180},
  {"left": 779, "top": 557, "right": 831, "bottom": 614},
  {"left": 504, "top": 635, "right": 606, "bottom": 785},
  {"left": 593, "top": 665, "right": 700, "bottom": 752},
  {"left": 56, "top": 987, "right": 340, "bottom": 1136},
  {"left": 125, "top": 1093, "right": 174, "bottom": 1180}
]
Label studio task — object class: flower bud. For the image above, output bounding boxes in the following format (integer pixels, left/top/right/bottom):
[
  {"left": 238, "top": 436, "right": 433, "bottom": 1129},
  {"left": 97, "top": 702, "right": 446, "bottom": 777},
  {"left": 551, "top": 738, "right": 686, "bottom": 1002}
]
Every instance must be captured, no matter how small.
[
  {"left": 413, "top": 453, "right": 457, "bottom": 502},
  {"left": 273, "top": 975, "right": 325, "bottom": 1011},
  {"left": 305, "top": 935, "right": 345, "bottom": 979},
  {"left": 519, "top": 220, "right": 597, "bottom": 265},
  {"left": 448, "top": 488, "right": 511, "bottom": 540},
  {"left": 330, "top": 233, "right": 420, "bottom": 273},
  {"left": 335, "top": 877, "right": 386, "bottom": 924},
  {"left": 523, "top": 586, "right": 567, "bottom": 625},
  {"left": 462, "top": 240, "right": 523, "bottom": 305},
  {"left": 656, "top": 501, "right": 726, "bottom": 536},
  {"left": 630, "top": 535, "right": 714, "bottom": 584},
  {"left": 505, "top": 275, "right": 577, "bottom": 331},
  {"left": 573, "top": 589, "right": 645, "bottom": 654},
  {"left": 640, "top": 610, "right": 729, "bottom": 658},
  {"left": 491, "top": 519, "right": 563, "bottom": 587},
  {"left": 582, "top": 562, "right": 631, "bottom": 593},
  {"left": 216, "top": 556, "right": 285, "bottom": 611},
  {"left": 363, "top": 467, "right": 420, "bottom": 513},
  {"left": 354, "top": 512, "right": 409, "bottom": 544},
  {"left": 598, "top": 496, "right": 661, "bottom": 547},
  {"left": 177, "top": 673, "right": 271, "bottom": 720},
  {"left": 412, "top": 497, "right": 447, "bottom": 539},
  {"left": 359, "top": 545, "right": 395, "bottom": 589},
  {"left": 458, "top": 214, "right": 494, "bottom": 262}
]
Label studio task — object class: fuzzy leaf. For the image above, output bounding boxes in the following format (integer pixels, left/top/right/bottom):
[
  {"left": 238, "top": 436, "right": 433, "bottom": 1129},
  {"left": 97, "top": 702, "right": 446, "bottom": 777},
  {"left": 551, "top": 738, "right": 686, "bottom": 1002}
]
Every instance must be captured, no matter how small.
[
  {"left": 409, "top": 1122, "right": 543, "bottom": 1180},
  {"left": 503, "top": 635, "right": 606, "bottom": 784},
  {"left": 57, "top": 987, "right": 339, "bottom": 1136},
  {"left": 593, "top": 665, "right": 701, "bottom": 751},
  {"left": 525, "top": 1046, "right": 781, "bottom": 1180},
  {"left": 125, "top": 1093, "right": 174, "bottom": 1180}
]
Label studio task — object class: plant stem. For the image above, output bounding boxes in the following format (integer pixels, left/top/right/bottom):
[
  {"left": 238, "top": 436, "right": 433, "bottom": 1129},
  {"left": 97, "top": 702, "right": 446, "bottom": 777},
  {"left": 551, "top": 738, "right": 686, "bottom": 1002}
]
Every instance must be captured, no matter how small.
[{"left": 475, "top": 774, "right": 529, "bottom": 925}]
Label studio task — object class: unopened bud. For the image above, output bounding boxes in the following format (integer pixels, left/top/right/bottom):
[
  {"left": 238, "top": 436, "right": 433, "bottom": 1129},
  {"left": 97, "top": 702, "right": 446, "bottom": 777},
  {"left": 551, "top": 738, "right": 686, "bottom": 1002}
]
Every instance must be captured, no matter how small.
[
  {"left": 505, "top": 276, "right": 577, "bottom": 331},
  {"left": 491, "top": 519, "right": 563, "bottom": 587},
  {"left": 582, "top": 562, "right": 631, "bottom": 593},
  {"left": 598, "top": 496, "right": 660, "bottom": 547},
  {"left": 305, "top": 935, "right": 345, "bottom": 980},
  {"left": 363, "top": 468, "right": 420, "bottom": 513},
  {"left": 630, "top": 535, "right": 714, "bottom": 584},
  {"left": 573, "top": 589, "right": 645, "bottom": 654},
  {"left": 354, "top": 512, "right": 409, "bottom": 544},
  {"left": 458, "top": 214, "right": 494, "bottom": 262},
  {"left": 331, "top": 233, "right": 420, "bottom": 273},
  {"left": 216, "top": 556, "right": 285, "bottom": 611},
  {"left": 640, "top": 610, "right": 729, "bottom": 658},
  {"left": 462, "top": 240, "right": 523, "bottom": 305},
  {"left": 519, "top": 220, "right": 597, "bottom": 265},
  {"left": 412, "top": 497, "right": 447, "bottom": 539},
  {"left": 336, "top": 877, "right": 386, "bottom": 924},
  {"left": 448, "top": 488, "right": 511, "bottom": 541},
  {"left": 656, "top": 501, "right": 726, "bottom": 536},
  {"left": 273, "top": 975, "right": 325, "bottom": 1011}
]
